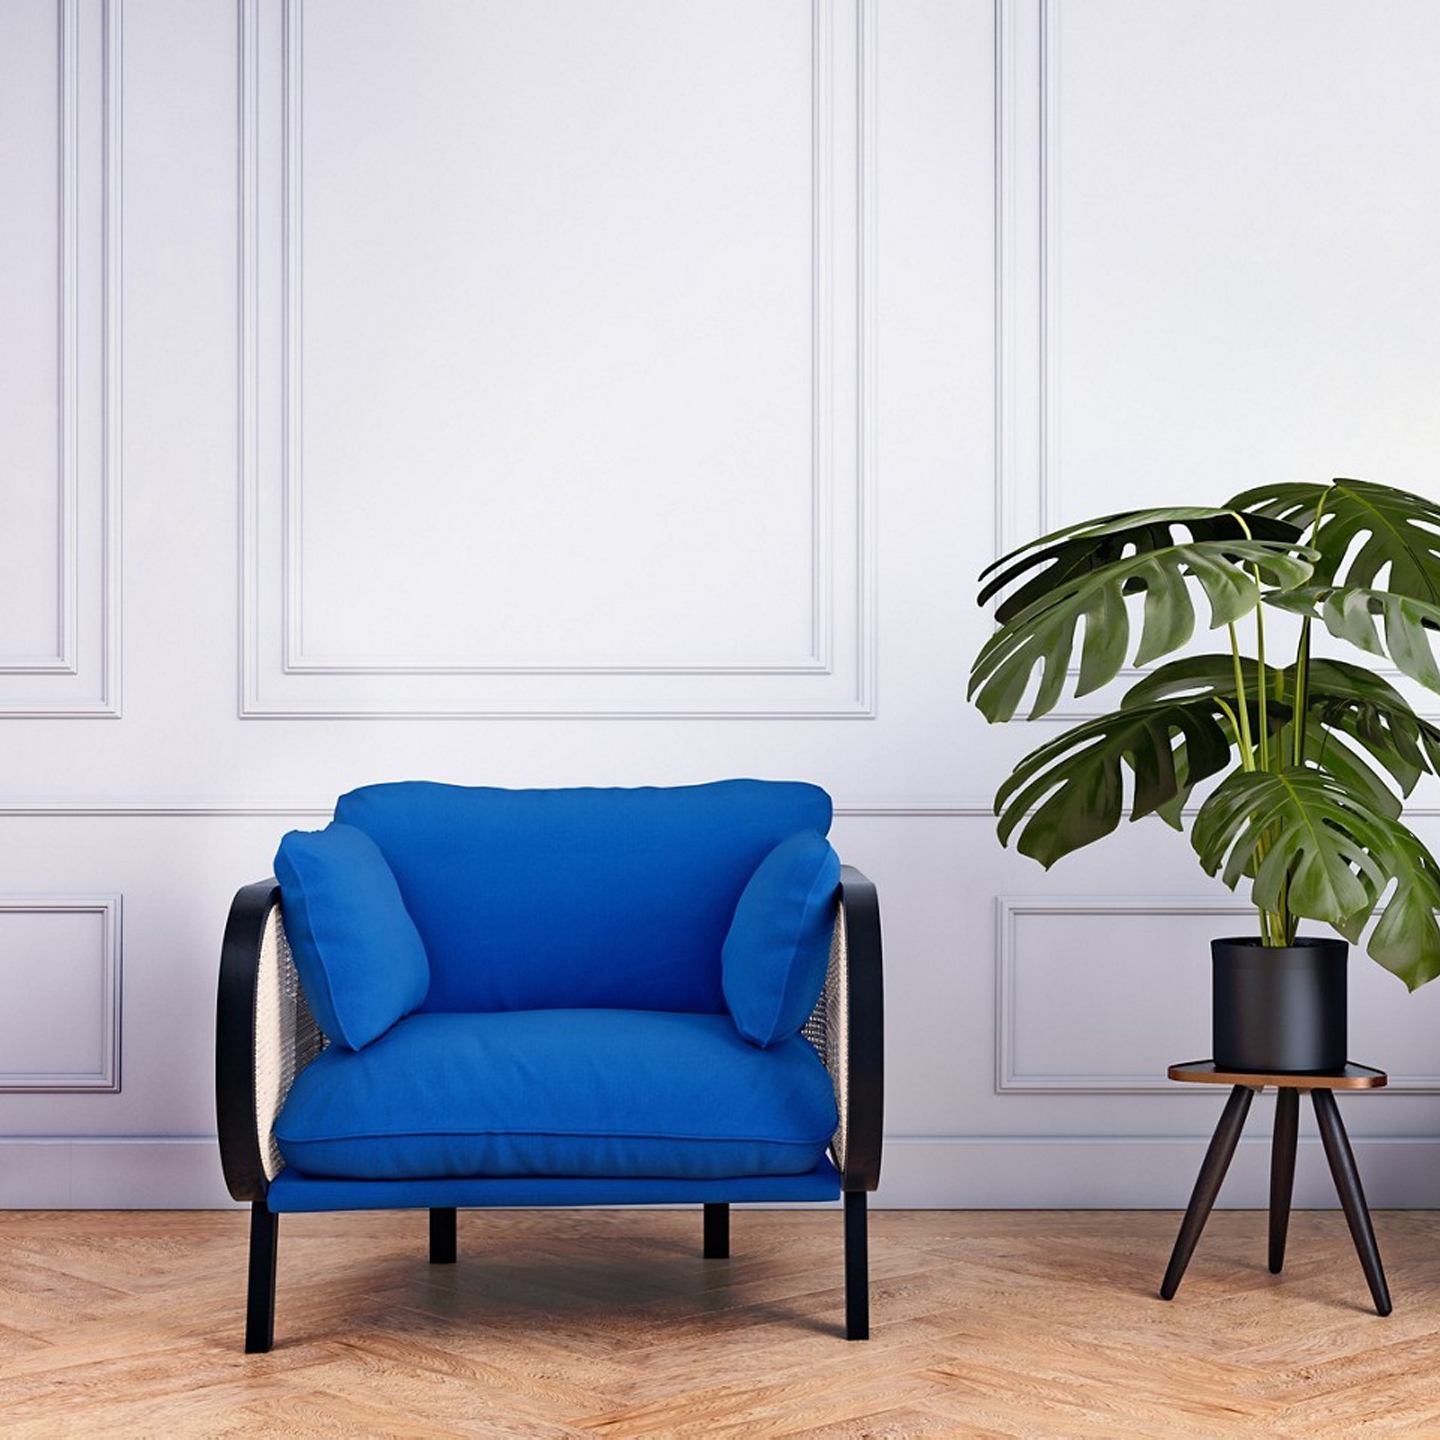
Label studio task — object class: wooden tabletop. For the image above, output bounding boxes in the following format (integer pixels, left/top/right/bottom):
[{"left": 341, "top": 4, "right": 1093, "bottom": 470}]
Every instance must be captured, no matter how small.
[{"left": 1167, "top": 1060, "right": 1387, "bottom": 1089}]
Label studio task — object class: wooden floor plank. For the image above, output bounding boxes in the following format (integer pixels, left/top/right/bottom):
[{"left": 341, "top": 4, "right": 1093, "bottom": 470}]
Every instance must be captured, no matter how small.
[{"left": 1, "top": 1208, "right": 1439, "bottom": 1437}]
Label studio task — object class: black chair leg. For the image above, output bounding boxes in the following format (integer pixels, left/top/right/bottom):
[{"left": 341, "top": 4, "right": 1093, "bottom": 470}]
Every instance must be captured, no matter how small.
[
  {"left": 1269, "top": 1087, "right": 1300, "bottom": 1274},
  {"left": 1161, "top": 1084, "right": 1254, "bottom": 1300},
  {"left": 703, "top": 1202, "right": 730, "bottom": 1259},
  {"left": 1312, "top": 1089, "right": 1392, "bottom": 1316},
  {"left": 429, "top": 1206, "right": 457, "bottom": 1264},
  {"left": 245, "top": 1200, "right": 278, "bottom": 1354},
  {"left": 844, "top": 1190, "right": 869, "bottom": 1340}
]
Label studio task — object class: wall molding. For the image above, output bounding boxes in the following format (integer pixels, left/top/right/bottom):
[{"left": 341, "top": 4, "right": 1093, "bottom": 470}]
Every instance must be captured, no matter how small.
[
  {"left": 0, "top": 795, "right": 994, "bottom": 819},
  {"left": 5, "top": 797, "right": 1440, "bottom": 820},
  {"left": 1, "top": 0, "right": 79, "bottom": 676},
  {"left": 280, "top": 0, "right": 824, "bottom": 680},
  {"left": 0, "top": 801, "right": 333, "bottom": 819},
  {"left": 0, "top": 0, "right": 121, "bottom": 715},
  {"left": 240, "top": 0, "right": 875, "bottom": 717},
  {"left": 0, "top": 894, "right": 121, "bottom": 1093},
  {"left": 996, "top": 894, "right": 1440, "bottom": 1095},
  {"left": 996, "top": 894, "right": 1245, "bottom": 1095}
]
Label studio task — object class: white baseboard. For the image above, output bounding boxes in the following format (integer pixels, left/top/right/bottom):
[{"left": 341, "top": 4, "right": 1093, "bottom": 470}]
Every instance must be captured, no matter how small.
[
  {"left": 874, "top": 1137, "right": 1440, "bottom": 1209},
  {"left": 0, "top": 1139, "right": 237, "bottom": 1209},
  {"left": 2, "top": 1136, "right": 1437, "bottom": 1210}
]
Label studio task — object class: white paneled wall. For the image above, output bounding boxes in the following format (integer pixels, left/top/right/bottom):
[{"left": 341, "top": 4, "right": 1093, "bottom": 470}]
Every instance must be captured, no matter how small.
[{"left": 2, "top": 0, "right": 1439, "bottom": 1207}]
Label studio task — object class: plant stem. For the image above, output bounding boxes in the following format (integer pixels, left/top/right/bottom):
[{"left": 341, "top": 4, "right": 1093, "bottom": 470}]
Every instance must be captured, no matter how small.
[
  {"left": 1227, "top": 623, "right": 1255, "bottom": 772},
  {"left": 1280, "top": 615, "right": 1311, "bottom": 945},
  {"left": 1250, "top": 566, "right": 1281, "bottom": 944},
  {"left": 1213, "top": 698, "right": 1245, "bottom": 766},
  {"left": 1227, "top": 627, "right": 1276, "bottom": 942},
  {"left": 1227, "top": 511, "right": 1285, "bottom": 942},
  {"left": 1212, "top": 694, "right": 1279, "bottom": 940},
  {"left": 1291, "top": 483, "right": 1332, "bottom": 770},
  {"left": 1293, "top": 619, "right": 1311, "bottom": 768},
  {"left": 1252, "top": 568, "right": 1270, "bottom": 772},
  {"left": 1277, "top": 483, "right": 1330, "bottom": 943}
]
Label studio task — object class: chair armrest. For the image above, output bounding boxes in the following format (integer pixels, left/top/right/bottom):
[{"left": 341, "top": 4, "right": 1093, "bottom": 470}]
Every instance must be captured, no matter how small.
[
  {"left": 804, "top": 865, "right": 884, "bottom": 1192},
  {"left": 216, "top": 879, "right": 327, "bottom": 1201}
]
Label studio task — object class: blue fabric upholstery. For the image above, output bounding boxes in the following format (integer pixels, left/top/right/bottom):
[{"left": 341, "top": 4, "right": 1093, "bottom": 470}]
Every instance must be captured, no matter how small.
[
  {"left": 275, "top": 1009, "right": 838, "bottom": 1181},
  {"left": 265, "top": 1158, "right": 842, "bottom": 1212},
  {"left": 273, "top": 823, "right": 429, "bottom": 1050},
  {"left": 334, "top": 779, "right": 833, "bottom": 1014},
  {"left": 723, "top": 830, "right": 841, "bottom": 1047}
]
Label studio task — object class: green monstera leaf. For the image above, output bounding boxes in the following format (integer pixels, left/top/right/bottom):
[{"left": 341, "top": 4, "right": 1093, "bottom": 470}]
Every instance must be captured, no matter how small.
[
  {"left": 1303, "top": 659, "right": 1440, "bottom": 794},
  {"left": 1192, "top": 767, "right": 1440, "bottom": 989},
  {"left": 1124, "top": 655, "right": 1440, "bottom": 799},
  {"left": 970, "top": 512, "right": 1316, "bottom": 722},
  {"left": 1268, "top": 586, "right": 1440, "bottom": 694},
  {"left": 1120, "top": 654, "right": 1280, "bottom": 708},
  {"left": 979, "top": 507, "right": 1304, "bottom": 621},
  {"left": 993, "top": 698, "right": 1233, "bottom": 866},
  {"left": 1229, "top": 477, "right": 1440, "bottom": 604},
  {"left": 992, "top": 655, "right": 1440, "bottom": 868}
]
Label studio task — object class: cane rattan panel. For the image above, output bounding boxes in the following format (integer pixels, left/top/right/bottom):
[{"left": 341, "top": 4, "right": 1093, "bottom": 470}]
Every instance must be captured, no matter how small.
[
  {"left": 802, "top": 904, "right": 849, "bottom": 1177},
  {"left": 253, "top": 904, "right": 327, "bottom": 1181}
]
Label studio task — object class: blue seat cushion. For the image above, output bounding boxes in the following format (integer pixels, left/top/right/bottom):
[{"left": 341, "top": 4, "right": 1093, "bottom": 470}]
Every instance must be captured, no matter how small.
[
  {"left": 274, "top": 1009, "right": 839, "bottom": 1181},
  {"left": 334, "top": 780, "right": 833, "bottom": 1015},
  {"left": 273, "top": 823, "right": 430, "bottom": 1050},
  {"left": 723, "top": 830, "right": 841, "bottom": 1047}
]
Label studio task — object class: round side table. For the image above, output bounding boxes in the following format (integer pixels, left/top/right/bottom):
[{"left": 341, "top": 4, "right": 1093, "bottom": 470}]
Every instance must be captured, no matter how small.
[{"left": 1160, "top": 1060, "right": 1391, "bottom": 1316}]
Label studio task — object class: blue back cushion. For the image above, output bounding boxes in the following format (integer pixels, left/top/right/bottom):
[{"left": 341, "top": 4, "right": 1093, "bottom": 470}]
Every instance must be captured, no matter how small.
[
  {"left": 334, "top": 780, "right": 833, "bottom": 1013},
  {"left": 274, "top": 823, "right": 430, "bottom": 1050},
  {"left": 723, "top": 830, "right": 841, "bottom": 1047}
]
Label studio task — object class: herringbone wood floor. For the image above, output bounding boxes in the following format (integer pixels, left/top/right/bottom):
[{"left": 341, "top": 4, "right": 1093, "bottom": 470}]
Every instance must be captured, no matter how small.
[{"left": 2, "top": 1208, "right": 1439, "bottom": 1437}]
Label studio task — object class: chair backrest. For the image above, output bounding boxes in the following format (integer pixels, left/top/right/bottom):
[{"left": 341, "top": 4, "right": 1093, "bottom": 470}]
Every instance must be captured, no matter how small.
[{"left": 334, "top": 779, "right": 832, "bottom": 1014}]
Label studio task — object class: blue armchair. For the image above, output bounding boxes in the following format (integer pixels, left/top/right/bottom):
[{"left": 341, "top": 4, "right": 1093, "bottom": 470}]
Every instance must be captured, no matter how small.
[{"left": 216, "top": 780, "right": 883, "bottom": 1351}]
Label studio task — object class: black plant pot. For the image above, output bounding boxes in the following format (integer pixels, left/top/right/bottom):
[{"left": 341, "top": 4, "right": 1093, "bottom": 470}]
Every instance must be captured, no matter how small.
[{"left": 1212, "top": 936, "right": 1348, "bottom": 1073}]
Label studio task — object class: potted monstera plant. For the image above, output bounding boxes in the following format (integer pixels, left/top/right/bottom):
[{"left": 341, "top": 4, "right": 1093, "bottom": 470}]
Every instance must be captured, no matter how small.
[{"left": 971, "top": 477, "right": 1440, "bottom": 1072}]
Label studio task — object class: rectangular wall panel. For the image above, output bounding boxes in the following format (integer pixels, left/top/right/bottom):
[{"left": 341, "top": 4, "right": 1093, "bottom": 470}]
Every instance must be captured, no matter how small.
[
  {"left": 0, "top": 896, "right": 120, "bottom": 1091},
  {"left": 0, "top": 0, "right": 120, "bottom": 715},
  {"left": 1000, "top": 895, "right": 1440, "bottom": 1094},
  {"left": 241, "top": 0, "right": 875, "bottom": 716},
  {"left": 0, "top": 0, "right": 65, "bottom": 666},
  {"left": 997, "top": 896, "right": 1243, "bottom": 1093},
  {"left": 996, "top": 0, "right": 1440, "bottom": 718}
]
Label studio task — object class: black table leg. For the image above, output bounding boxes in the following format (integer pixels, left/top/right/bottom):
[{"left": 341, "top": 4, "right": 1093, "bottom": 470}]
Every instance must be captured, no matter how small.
[
  {"left": 1311, "top": 1088, "right": 1392, "bottom": 1316},
  {"left": 1161, "top": 1084, "right": 1255, "bottom": 1300},
  {"left": 1268, "top": 1087, "right": 1299, "bottom": 1274}
]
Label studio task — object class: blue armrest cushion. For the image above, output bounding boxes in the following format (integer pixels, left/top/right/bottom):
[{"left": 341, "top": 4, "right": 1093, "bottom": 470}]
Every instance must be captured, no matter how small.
[
  {"left": 274, "top": 822, "right": 430, "bottom": 1050},
  {"left": 722, "top": 829, "right": 840, "bottom": 1047}
]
